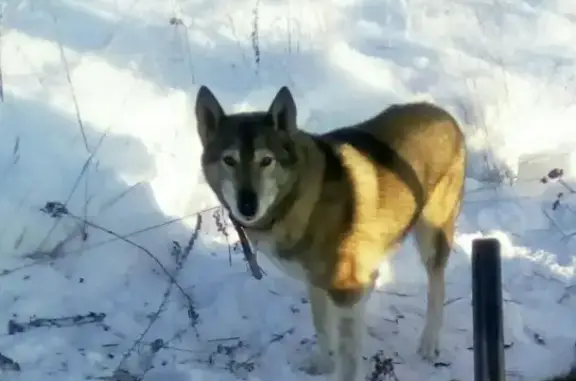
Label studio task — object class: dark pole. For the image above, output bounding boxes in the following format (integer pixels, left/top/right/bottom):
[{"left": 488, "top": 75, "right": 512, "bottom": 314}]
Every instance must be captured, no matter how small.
[{"left": 472, "top": 237, "right": 506, "bottom": 381}]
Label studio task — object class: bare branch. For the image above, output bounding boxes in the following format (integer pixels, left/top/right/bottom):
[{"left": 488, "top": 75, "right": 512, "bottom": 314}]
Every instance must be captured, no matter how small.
[
  {"left": 231, "top": 218, "right": 263, "bottom": 280},
  {"left": 64, "top": 212, "right": 200, "bottom": 330}
]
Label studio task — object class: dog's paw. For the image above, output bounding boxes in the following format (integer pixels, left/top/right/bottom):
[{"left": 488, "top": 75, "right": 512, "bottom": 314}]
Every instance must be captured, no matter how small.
[
  {"left": 298, "top": 352, "right": 335, "bottom": 375},
  {"left": 418, "top": 333, "right": 440, "bottom": 362}
]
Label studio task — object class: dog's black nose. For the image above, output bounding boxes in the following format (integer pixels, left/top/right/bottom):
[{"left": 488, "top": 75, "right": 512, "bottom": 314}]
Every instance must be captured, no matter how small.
[{"left": 237, "top": 189, "right": 258, "bottom": 218}]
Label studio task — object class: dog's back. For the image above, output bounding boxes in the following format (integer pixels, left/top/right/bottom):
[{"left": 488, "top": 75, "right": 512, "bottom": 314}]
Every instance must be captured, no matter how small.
[
  {"left": 305, "top": 102, "right": 466, "bottom": 291},
  {"left": 319, "top": 102, "right": 465, "bottom": 210}
]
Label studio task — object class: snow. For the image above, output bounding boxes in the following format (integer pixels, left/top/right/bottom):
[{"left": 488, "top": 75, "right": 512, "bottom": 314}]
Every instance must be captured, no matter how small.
[{"left": 1, "top": 0, "right": 576, "bottom": 380}]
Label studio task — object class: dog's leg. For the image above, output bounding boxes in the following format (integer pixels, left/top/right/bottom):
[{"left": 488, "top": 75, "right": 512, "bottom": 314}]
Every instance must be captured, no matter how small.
[
  {"left": 418, "top": 250, "right": 446, "bottom": 361},
  {"left": 332, "top": 297, "right": 367, "bottom": 381},
  {"left": 412, "top": 155, "right": 464, "bottom": 362},
  {"left": 414, "top": 216, "right": 455, "bottom": 361},
  {"left": 301, "top": 284, "right": 336, "bottom": 375}
]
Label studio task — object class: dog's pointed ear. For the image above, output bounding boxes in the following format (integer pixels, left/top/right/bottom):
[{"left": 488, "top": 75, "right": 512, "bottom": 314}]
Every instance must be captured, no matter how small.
[
  {"left": 267, "top": 86, "right": 297, "bottom": 133},
  {"left": 195, "top": 85, "right": 225, "bottom": 146}
]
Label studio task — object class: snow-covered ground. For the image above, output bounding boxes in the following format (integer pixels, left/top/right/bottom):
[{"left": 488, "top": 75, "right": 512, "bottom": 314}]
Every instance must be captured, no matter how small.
[{"left": 1, "top": 0, "right": 576, "bottom": 380}]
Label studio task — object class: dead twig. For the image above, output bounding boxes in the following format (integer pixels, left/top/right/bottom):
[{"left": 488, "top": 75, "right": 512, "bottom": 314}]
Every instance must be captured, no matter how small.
[
  {"left": 8, "top": 312, "right": 106, "bottom": 335},
  {"left": 109, "top": 215, "right": 203, "bottom": 379},
  {"left": 239, "top": 327, "right": 294, "bottom": 367},
  {"left": 73, "top": 214, "right": 200, "bottom": 330},
  {"left": 39, "top": 202, "right": 200, "bottom": 330},
  {"left": 62, "top": 206, "right": 219, "bottom": 258},
  {"left": 230, "top": 217, "right": 263, "bottom": 280},
  {"left": 367, "top": 350, "right": 399, "bottom": 381}
]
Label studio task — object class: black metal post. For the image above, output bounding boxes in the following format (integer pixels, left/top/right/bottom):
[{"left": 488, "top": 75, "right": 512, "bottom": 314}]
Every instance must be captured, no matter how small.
[{"left": 472, "top": 237, "right": 506, "bottom": 381}]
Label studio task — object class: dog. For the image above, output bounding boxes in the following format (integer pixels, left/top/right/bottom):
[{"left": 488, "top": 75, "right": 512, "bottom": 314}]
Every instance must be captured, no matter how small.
[{"left": 195, "top": 85, "right": 466, "bottom": 381}]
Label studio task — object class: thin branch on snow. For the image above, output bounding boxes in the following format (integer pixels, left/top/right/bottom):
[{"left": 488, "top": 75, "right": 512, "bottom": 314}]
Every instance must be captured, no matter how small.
[
  {"left": 250, "top": 0, "right": 261, "bottom": 73},
  {"left": 69, "top": 213, "right": 200, "bottom": 326},
  {"left": 31, "top": 58, "right": 142, "bottom": 254},
  {"left": 111, "top": 319, "right": 159, "bottom": 377},
  {"left": 36, "top": 201, "right": 200, "bottom": 331},
  {"left": 7, "top": 312, "right": 106, "bottom": 335},
  {"left": 111, "top": 216, "right": 202, "bottom": 378},
  {"left": 53, "top": 15, "right": 92, "bottom": 240},
  {"left": 62, "top": 206, "right": 219, "bottom": 258},
  {"left": 22, "top": 218, "right": 86, "bottom": 262},
  {"left": 1, "top": 205, "right": 225, "bottom": 279},
  {"left": 53, "top": 20, "right": 89, "bottom": 151},
  {"left": 32, "top": 159, "right": 93, "bottom": 255},
  {"left": 237, "top": 328, "right": 293, "bottom": 369},
  {"left": 168, "top": 12, "right": 196, "bottom": 86},
  {"left": 207, "top": 336, "right": 242, "bottom": 343},
  {"left": 542, "top": 207, "right": 570, "bottom": 239},
  {"left": 196, "top": 328, "right": 293, "bottom": 378}
]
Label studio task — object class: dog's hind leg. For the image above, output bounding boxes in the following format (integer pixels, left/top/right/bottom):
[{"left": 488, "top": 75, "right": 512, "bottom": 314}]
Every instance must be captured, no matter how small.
[
  {"left": 414, "top": 165, "right": 464, "bottom": 361},
  {"left": 414, "top": 216, "right": 454, "bottom": 361}
]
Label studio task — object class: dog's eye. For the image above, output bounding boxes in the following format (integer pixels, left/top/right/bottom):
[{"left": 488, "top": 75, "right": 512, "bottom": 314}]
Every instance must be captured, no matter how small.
[
  {"left": 260, "top": 156, "right": 273, "bottom": 167},
  {"left": 222, "top": 156, "right": 236, "bottom": 166}
]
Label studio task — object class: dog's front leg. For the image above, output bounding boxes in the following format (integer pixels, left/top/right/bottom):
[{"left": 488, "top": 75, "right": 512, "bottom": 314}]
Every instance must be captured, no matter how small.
[
  {"left": 333, "top": 298, "right": 366, "bottom": 381},
  {"left": 301, "top": 284, "right": 336, "bottom": 375}
]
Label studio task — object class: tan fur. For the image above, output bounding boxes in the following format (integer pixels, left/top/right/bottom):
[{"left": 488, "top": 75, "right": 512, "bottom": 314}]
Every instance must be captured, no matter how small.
[{"left": 195, "top": 85, "right": 466, "bottom": 381}]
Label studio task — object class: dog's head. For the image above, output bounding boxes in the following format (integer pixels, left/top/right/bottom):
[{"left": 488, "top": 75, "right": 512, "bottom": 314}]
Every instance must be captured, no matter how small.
[{"left": 195, "top": 86, "right": 301, "bottom": 227}]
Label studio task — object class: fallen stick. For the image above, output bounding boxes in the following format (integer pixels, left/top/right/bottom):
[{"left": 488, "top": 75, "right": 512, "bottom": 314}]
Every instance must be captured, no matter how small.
[
  {"left": 8, "top": 312, "right": 106, "bottom": 335},
  {"left": 230, "top": 218, "right": 263, "bottom": 280}
]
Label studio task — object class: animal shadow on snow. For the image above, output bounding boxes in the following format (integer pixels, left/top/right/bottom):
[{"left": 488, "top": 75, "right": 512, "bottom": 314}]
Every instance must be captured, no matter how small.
[{"left": 0, "top": 94, "right": 241, "bottom": 381}]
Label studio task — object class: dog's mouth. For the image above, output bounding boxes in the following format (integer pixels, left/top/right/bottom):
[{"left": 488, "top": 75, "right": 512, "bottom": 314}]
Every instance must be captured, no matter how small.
[{"left": 230, "top": 210, "right": 264, "bottom": 229}]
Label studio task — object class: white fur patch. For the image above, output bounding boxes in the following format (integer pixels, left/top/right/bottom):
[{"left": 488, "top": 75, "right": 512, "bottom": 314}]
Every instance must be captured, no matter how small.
[
  {"left": 221, "top": 179, "right": 242, "bottom": 222},
  {"left": 255, "top": 175, "right": 279, "bottom": 220}
]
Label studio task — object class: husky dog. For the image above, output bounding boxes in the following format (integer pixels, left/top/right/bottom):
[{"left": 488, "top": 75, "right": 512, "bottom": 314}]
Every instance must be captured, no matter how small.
[{"left": 195, "top": 85, "right": 466, "bottom": 381}]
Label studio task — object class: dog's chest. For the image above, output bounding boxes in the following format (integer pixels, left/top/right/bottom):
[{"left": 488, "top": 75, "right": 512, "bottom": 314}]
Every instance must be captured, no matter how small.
[{"left": 248, "top": 234, "right": 308, "bottom": 281}]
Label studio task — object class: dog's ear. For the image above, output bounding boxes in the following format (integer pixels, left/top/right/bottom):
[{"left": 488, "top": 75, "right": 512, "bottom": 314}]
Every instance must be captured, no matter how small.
[
  {"left": 195, "top": 85, "right": 225, "bottom": 146},
  {"left": 267, "top": 86, "right": 297, "bottom": 133}
]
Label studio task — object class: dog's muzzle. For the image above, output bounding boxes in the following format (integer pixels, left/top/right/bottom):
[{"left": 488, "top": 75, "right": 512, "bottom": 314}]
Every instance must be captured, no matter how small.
[{"left": 237, "top": 188, "right": 258, "bottom": 219}]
